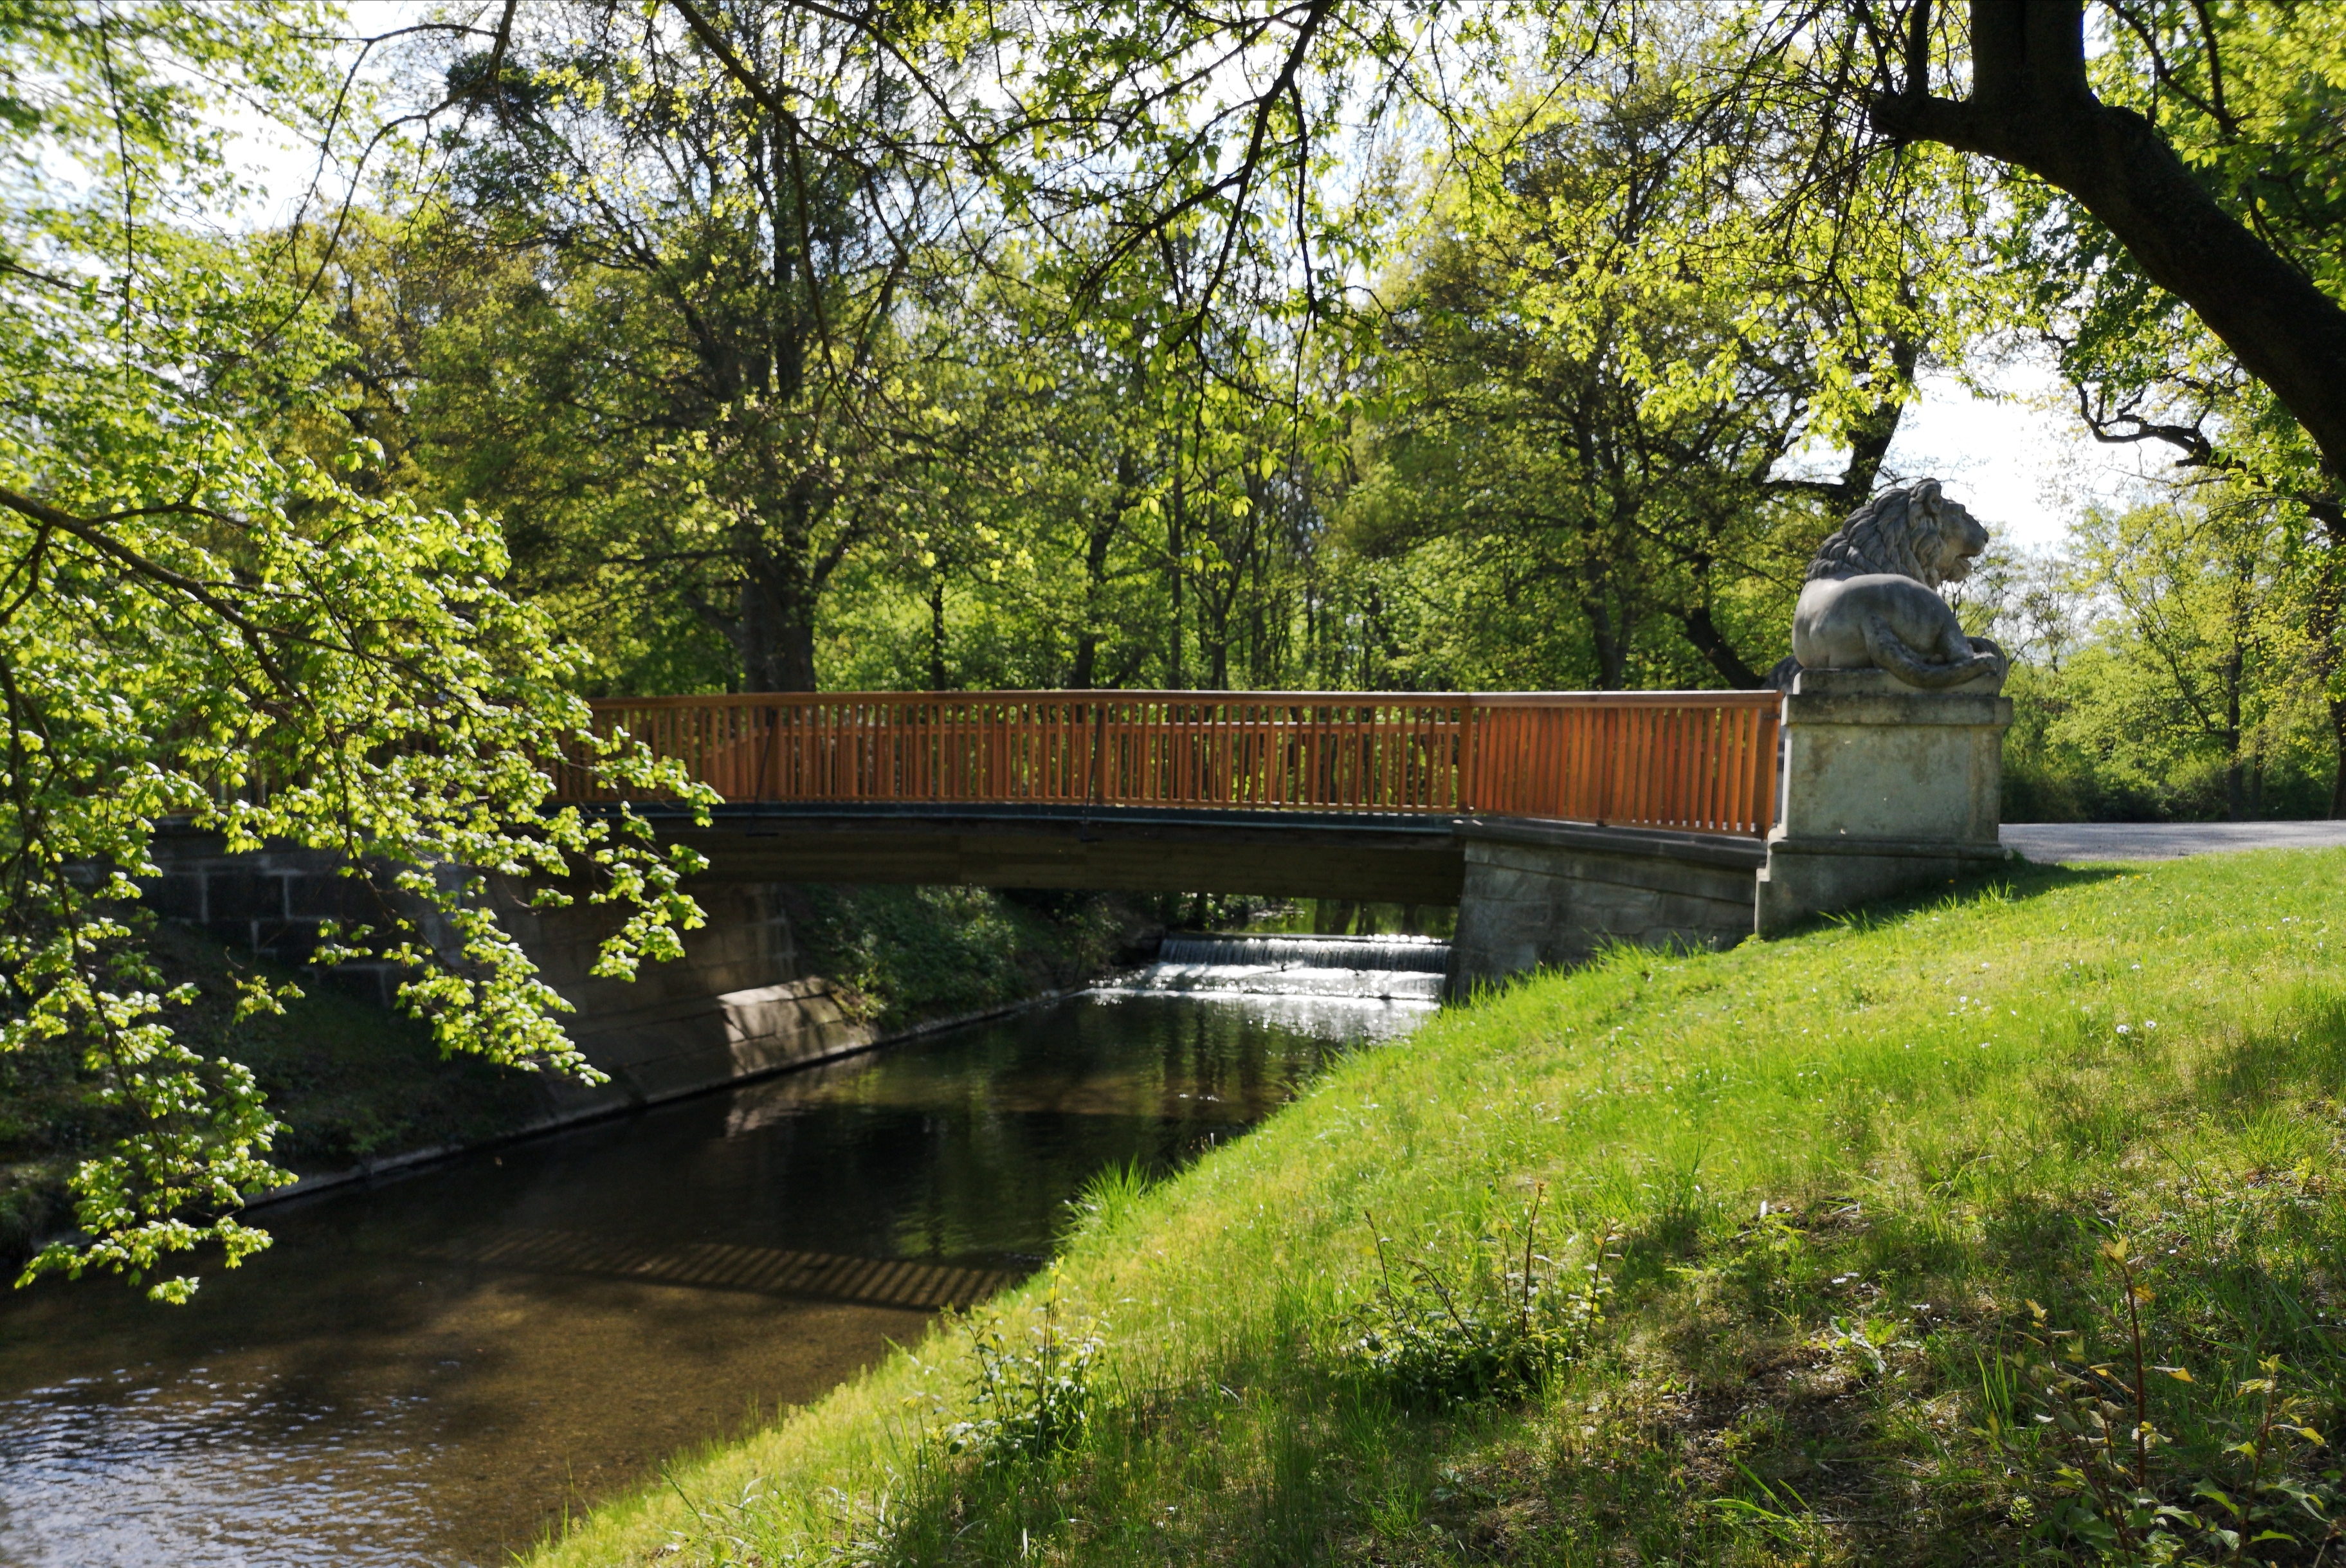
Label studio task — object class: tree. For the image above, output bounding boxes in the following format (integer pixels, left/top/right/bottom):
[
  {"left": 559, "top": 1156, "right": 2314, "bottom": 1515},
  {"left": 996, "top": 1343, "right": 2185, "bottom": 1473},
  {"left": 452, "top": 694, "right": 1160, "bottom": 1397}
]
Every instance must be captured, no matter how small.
[
  {"left": 2077, "top": 495, "right": 2313, "bottom": 819},
  {"left": 1, "top": 2, "right": 710, "bottom": 1299},
  {"left": 1979, "top": 492, "right": 2331, "bottom": 820},
  {"left": 601, "top": 0, "right": 2342, "bottom": 512},
  {"left": 1340, "top": 44, "right": 1941, "bottom": 691},
  {"left": 810, "top": 212, "right": 1350, "bottom": 694},
  {"left": 399, "top": 0, "right": 971, "bottom": 692},
  {"left": 961, "top": 0, "right": 2346, "bottom": 482},
  {"left": 1859, "top": 0, "right": 2346, "bottom": 481},
  {"left": 1947, "top": 1, "right": 2346, "bottom": 811}
]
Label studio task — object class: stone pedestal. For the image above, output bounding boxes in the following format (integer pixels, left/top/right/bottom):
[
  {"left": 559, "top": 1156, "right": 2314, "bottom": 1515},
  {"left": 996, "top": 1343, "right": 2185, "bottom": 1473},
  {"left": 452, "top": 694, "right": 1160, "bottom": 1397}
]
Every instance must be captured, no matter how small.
[{"left": 1754, "top": 668, "right": 2014, "bottom": 934}]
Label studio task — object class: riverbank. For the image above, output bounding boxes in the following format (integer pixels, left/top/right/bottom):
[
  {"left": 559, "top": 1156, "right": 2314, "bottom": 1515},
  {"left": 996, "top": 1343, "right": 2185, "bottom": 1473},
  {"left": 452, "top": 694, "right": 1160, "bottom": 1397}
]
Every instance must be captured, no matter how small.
[
  {"left": 0, "top": 923, "right": 545, "bottom": 1261},
  {"left": 3, "top": 886, "right": 1157, "bottom": 1264},
  {"left": 534, "top": 849, "right": 2346, "bottom": 1566}
]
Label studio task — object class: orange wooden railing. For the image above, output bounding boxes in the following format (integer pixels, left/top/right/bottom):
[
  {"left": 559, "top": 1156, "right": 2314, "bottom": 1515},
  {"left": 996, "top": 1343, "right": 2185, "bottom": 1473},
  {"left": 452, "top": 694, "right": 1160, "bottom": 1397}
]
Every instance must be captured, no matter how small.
[{"left": 559, "top": 689, "right": 1783, "bottom": 837}]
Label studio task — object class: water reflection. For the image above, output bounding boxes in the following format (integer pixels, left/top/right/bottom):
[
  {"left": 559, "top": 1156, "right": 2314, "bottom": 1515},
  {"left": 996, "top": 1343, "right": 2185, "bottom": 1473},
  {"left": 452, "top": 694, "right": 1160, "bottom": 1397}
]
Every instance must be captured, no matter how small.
[{"left": 0, "top": 991, "right": 1428, "bottom": 1567}]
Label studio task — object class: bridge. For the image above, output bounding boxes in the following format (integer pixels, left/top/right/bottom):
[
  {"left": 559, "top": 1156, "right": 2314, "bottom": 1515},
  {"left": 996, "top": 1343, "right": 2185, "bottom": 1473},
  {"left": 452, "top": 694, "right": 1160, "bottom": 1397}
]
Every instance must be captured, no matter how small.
[
  {"left": 154, "top": 675, "right": 2008, "bottom": 1115},
  {"left": 555, "top": 689, "right": 1784, "bottom": 906}
]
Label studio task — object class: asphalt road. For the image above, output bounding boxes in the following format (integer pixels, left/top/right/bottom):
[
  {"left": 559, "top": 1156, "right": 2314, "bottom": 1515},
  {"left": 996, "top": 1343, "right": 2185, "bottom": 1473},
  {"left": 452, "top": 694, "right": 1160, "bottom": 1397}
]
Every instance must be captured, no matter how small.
[{"left": 2001, "top": 821, "right": 2346, "bottom": 864}]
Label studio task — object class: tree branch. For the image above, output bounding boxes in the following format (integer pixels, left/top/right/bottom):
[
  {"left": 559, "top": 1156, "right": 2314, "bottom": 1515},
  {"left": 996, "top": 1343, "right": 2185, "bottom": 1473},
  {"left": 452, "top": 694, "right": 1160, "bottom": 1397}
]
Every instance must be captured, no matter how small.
[{"left": 0, "top": 486, "right": 298, "bottom": 697}]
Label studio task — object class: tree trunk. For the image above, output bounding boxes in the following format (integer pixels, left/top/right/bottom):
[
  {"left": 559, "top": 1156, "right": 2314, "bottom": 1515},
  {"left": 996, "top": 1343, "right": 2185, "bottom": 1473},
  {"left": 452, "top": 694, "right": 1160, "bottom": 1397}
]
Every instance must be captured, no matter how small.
[
  {"left": 1584, "top": 589, "right": 1630, "bottom": 689},
  {"left": 1677, "top": 604, "right": 1765, "bottom": 688},
  {"left": 1071, "top": 446, "right": 1136, "bottom": 689},
  {"left": 1068, "top": 514, "right": 1112, "bottom": 689},
  {"left": 1835, "top": 333, "right": 1918, "bottom": 505},
  {"left": 2223, "top": 650, "right": 2246, "bottom": 821},
  {"left": 928, "top": 577, "right": 949, "bottom": 691},
  {"left": 2304, "top": 504, "right": 2346, "bottom": 817},
  {"left": 2329, "top": 698, "right": 2346, "bottom": 821},
  {"left": 1166, "top": 475, "right": 1187, "bottom": 689},
  {"left": 1872, "top": 0, "right": 2346, "bottom": 479},
  {"left": 737, "top": 543, "right": 821, "bottom": 691}
]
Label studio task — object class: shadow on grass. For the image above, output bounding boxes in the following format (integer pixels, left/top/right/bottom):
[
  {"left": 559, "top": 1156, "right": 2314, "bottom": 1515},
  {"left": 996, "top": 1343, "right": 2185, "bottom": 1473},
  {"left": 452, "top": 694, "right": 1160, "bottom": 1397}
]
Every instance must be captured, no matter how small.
[
  {"left": 2212, "top": 985, "right": 2346, "bottom": 1109},
  {"left": 1787, "top": 857, "right": 2131, "bottom": 943}
]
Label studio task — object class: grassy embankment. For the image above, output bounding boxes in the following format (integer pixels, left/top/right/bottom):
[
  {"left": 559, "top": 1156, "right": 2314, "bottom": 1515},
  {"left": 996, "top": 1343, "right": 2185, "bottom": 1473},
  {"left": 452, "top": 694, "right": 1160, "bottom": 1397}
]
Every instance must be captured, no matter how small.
[{"left": 538, "top": 850, "right": 2345, "bottom": 1567}]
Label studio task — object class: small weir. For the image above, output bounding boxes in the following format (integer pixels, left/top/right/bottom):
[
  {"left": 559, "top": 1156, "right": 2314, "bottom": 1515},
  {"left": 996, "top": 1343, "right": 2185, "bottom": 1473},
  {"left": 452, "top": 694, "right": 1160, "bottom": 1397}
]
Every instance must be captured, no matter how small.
[{"left": 1113, "top": 932, "right": 1450, "bottom": 1001}]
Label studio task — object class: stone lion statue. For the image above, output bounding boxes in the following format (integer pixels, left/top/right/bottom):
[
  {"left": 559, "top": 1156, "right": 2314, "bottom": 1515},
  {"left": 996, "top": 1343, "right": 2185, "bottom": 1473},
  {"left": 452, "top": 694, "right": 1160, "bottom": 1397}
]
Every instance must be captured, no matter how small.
[{"left": 1787, "top": 479, "right": 2006, "bottom": 689}]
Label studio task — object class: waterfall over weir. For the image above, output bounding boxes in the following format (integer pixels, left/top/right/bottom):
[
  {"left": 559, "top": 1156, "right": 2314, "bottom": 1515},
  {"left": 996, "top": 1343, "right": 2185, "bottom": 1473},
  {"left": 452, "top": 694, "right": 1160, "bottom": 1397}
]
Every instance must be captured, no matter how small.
[{"left": 1107, "top": 933, "right": 1450, "bottom": 1001}]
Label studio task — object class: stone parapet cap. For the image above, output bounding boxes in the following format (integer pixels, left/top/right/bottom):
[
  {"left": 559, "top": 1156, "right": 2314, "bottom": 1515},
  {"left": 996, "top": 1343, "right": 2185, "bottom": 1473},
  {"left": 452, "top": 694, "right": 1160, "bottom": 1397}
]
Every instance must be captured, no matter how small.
[
  {"left": 1783, "top": 671, "right": 2012, "bottom": 727},
  {"left": 1765, "top": 830, "right": 2014, "bottom": 862},
  {"left": 1789, "top": 666, "right": 2003, "bottom": 697},
  {"left": 1455, "top": 815, "right": 1769, "bottom": 868}
]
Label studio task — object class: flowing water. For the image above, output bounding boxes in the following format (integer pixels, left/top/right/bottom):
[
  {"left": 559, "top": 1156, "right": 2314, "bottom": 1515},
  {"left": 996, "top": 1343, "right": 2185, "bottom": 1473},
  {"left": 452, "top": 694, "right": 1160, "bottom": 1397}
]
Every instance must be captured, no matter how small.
[
  {"left": 1123, "top": 933, "right": 1450, "bottom": 1001},
  {"left": 0, "top": 987, "right": 1433, "bottom": 1568}
]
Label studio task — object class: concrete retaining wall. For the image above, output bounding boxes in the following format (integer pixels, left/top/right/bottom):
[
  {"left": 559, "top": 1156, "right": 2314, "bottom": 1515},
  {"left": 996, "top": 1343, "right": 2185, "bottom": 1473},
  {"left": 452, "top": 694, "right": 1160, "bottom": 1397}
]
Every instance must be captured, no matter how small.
[
  {"left": 142, "top": 832, "right": 878, "bottom": 1116},
  {"left": 1448, "top": 819, "right": 1766, "bottom": 991}
]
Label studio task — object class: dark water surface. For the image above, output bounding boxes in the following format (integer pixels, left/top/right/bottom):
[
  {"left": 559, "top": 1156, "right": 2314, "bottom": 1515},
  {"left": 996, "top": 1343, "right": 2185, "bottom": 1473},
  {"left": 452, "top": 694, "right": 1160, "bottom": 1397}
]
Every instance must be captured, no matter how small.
[{"left": 0, "top": 992, "right": 1428, "bottom": 1567}]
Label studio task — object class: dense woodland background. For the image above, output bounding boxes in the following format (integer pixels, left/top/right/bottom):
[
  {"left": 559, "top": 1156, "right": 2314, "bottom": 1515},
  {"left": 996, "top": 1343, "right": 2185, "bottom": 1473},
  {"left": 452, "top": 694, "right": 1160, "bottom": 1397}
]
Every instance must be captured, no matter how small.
[
  {"left": 9, "top": 0, "right": 2346, "bottom": 1283},
  {"left": 264, "top": 3, "right": 2343, "bottom": 825}
]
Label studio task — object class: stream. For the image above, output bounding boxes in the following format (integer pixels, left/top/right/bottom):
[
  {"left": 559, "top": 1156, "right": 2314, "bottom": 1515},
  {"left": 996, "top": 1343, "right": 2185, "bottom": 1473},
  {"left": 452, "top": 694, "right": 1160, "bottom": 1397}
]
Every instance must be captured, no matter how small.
[{"left": 0, "top": 967, "right": 1435, "bottom": 1567}]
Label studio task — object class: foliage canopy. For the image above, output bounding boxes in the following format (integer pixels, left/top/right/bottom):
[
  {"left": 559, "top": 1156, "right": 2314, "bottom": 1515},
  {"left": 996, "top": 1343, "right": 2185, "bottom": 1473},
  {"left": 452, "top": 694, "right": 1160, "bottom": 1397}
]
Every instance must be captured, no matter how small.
[
  {"left": 10, "top": 0, "right": 2346, "bottom": 1297},
  {"left": 0, "top": 1, "right": 711, "bottom": 1299}
]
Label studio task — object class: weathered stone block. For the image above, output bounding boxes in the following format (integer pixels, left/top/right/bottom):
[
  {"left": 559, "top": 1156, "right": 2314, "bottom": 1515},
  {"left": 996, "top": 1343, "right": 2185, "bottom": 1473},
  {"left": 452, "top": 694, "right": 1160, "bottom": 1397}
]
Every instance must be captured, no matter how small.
[
  {"left": 1757, "top": 668, "right": 2014, "bottom": 933},
  {"left": 285, "top": 871, "right": 381, "bottom": 922},
  {"left": 1776, "top": 668, "right": 2006, "bottom": 844},
  {"left": 251, "top": 919, "right": 325, "bottom": 964},
  {"left": 141, "top": 873, "right": 208, "bottom": 924}
]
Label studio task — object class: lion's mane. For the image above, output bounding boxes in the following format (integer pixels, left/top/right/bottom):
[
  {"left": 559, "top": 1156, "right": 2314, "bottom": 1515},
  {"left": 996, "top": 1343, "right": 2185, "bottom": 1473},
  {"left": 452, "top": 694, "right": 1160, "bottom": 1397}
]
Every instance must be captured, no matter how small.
[{"left": 1805, "top": 480, "right": 1952, "bottom": 587}]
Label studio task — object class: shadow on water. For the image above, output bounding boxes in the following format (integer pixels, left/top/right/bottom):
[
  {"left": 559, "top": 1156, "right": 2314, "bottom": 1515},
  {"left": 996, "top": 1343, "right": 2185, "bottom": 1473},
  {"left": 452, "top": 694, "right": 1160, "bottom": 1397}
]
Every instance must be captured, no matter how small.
[{"left": 0, "top": 990, "right": 1430, "bottom": 1568}]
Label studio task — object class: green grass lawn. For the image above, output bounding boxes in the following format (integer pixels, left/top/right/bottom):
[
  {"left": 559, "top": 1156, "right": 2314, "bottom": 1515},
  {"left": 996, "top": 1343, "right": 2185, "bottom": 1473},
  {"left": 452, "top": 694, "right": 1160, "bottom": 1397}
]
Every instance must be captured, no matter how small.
[{"left": 535, "top": 851, "right": 2346, "bottom": 1567}]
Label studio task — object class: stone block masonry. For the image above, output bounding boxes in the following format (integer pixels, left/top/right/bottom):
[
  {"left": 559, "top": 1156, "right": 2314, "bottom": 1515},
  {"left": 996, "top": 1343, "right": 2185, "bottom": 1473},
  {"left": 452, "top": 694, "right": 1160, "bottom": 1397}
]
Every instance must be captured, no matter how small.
[
  {"left": 1449, "top": 820, "right": 1767, "bottom": 992},
  {"left": 137, "top": 837, "right": 411, "bottom": 1006},
  {"left": 1756, "top": 668, "right": 2014, "bottom": 934},
  {"left": 141, "top": 830, "right": 879, "bottom": 1116}
]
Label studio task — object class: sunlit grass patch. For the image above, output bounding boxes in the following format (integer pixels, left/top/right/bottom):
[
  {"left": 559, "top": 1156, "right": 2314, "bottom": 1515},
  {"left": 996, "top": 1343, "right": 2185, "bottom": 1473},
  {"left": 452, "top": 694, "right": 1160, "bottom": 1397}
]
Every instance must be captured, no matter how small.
[{"left": 537, "top": 850, "right": 2346, "bottom": 1567}]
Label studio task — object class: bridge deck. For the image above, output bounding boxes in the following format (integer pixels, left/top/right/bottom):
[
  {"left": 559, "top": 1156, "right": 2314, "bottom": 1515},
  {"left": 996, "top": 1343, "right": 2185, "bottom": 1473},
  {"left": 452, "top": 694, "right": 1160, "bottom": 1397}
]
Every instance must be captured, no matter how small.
[
  {"left": 628, "top": 802, "right": 1769, "bottom": 904},
  {"left": 635, "top": 801, "right": 1471, "bottom": 902}
]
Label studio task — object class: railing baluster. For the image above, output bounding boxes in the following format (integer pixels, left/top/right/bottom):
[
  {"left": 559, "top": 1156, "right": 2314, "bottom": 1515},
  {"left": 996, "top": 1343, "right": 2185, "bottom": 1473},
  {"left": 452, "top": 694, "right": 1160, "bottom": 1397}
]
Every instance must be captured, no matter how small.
[
  {"left": 1712, "top": 708, "right": 1732, "bottom": 832},
  {"left": 563, "top": 688, "right": 1787, "bottom": 837}
]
